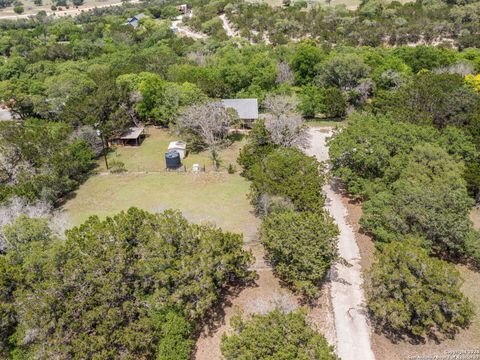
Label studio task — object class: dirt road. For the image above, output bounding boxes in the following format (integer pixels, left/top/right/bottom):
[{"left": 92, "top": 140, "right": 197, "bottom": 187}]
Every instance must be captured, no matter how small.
[
  {"left": 305, "top": 127, "right": 375, "bottom": 360},
  {"left": 219, "top": 14, "right": 238, "bottom": 37},
  {"left": 0, "top": 0, "right": 140, "bottom": 20}
]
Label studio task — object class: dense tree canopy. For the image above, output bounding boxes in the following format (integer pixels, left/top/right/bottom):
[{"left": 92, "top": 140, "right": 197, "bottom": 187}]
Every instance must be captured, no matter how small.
[
  {"left": 260, "top": 210, "right": 339, "bottom": 300},
  {"left": 328, "top": 114, "right": 479, "bottom": 199},
  {"left": 249, "top": 148, "right": 325, "bottom": 213},
  {"left": 0, "top": 208, "right": 254, "bottom": 358},
  {"left": 221, "top": 309, "right": 339, "bottom": 360},
  {"left": 361, "top": 144, "right": 480, "bottom": 262},
  {"left": 0, "top": 120, "right": 95, "bottom": 204},
  {"left": 367, "top": 239, "right": 474, "bottom": 341}
]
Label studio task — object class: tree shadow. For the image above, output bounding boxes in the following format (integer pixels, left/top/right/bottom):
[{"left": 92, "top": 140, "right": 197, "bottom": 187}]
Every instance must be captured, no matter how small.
[{"left": 197, "top": 276, "right": 258, "bottom": 337}]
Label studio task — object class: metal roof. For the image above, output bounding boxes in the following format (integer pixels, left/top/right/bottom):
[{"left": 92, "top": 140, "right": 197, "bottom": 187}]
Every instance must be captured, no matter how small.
[
  {"left": 222, "top": 99, "right": 258, "bottom": 120},
  {"left": 168, "top": 141, "right": 186, "bottom": 150},
  {"left": 119, "top": 127, "right": 144, "bottom": 140}
]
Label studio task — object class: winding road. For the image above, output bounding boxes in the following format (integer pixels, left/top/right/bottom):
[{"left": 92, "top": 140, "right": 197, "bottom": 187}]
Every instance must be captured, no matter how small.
[{"left": 305, "top": 127, "right": 375, "bottom": 360}]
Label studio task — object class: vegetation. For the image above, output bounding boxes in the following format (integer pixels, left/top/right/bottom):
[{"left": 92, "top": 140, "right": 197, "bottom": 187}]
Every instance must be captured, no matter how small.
[
  {"left": 0, "top": 120, "right": 95, "bottom": 204},
  {"left": 260, "top": 211, "right": 339, "bottom": 299},
  {"left": 0, "top": 208, "right": 254, "bottom": 358},
  {"left": 367, "top": 239, "right": 475, "bottom": 341},
  {"left": 220, "top": 0, "right": 480, "bottom": 48},
  {"left": 0, "top": 0, "right": 480, "bottom": 351},
  {"left": 361, "top": 144, "right": 479, "bottom": 261},
  {"left": 220, "top": 309, "right": 339, "bottom": 360},
  {"left": 248, "top": 147, "right": 325, "bottom": 213}
]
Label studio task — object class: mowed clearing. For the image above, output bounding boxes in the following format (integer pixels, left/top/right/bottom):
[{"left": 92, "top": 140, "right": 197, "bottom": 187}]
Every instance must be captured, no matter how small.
[{"left": 62, "top": 127, "right": 260, "bottom": 241}]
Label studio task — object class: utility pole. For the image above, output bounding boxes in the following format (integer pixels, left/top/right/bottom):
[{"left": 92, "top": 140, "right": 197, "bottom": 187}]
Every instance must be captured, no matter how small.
[{"left": 96, "top": 128, "right": 109, "bottom": 170}]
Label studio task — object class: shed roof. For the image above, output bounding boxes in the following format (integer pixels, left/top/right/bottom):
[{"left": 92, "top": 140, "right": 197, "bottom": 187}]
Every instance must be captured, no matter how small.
[
  {"left": 222, "top": 99, "right": 258, "bottom": 120},
  {"left": 119, "top": 127, "right": 145, "bottom": 140},
  {"left": 127, "top": 13, "right": 146, "bottom": 27},
  {"left": 168, "top": 141, "right": 186, "bottom": 150}
]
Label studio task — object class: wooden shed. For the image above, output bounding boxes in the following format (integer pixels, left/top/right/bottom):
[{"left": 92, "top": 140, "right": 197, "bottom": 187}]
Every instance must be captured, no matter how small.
[{"left": 111, "top": 127, "right": 145, "bottom": 146}]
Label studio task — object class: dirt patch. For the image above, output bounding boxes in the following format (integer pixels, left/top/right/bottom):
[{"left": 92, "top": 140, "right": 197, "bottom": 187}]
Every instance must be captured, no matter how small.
[
  {"left": 470, "top": 207, "right": 480, "bottom": 230},
  {"left": 339, "top": 188, "right": 376, "bottom": 272},
  {"left": 194, "top": 242, "right": 336, "bottom": 359}
]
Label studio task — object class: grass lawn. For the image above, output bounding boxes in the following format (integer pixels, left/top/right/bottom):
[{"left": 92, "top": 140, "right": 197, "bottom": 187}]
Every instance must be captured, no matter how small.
[
  {"left": 102, "top": 127, "right": 243, "bottom": 173},
  {"left": 306, "top": 119, "right": 347, "bottom": 128},
  {"left": 62, "top": 127, "right": 260, "bottom": 241}
]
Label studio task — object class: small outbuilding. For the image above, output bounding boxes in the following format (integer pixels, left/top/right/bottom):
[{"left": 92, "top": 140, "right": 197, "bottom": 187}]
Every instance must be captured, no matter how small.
[
  {"left": 110, "top": 127, "right": 145, "bottom": 146},
  {"left": 177, "top": 4, "right": 189, "bottom": 15},
  {"left": 168, "top": 140, "right": 187, "bottom": 159},
  {"left": 222, "top": 99, "right": 258, "bottom": 126},
  {"left": 126, "top": 13, "right": 146, "bottom": 28}
]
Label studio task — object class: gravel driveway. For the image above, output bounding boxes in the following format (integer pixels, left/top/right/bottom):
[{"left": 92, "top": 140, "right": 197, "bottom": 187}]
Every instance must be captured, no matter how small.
[{"left": 305, "top": 127, "right": 375, "bottom": 360}]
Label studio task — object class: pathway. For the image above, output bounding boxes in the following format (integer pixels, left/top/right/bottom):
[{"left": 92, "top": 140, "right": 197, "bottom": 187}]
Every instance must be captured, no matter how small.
[
  {"left": 219, "top": 14, "right": 238, "bottom": 37},
  {"left": 305, "top": 127, "right": 375, "bottom": 360}
]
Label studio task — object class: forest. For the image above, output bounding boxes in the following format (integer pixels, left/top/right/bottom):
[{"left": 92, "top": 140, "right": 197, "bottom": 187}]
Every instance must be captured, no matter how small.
[{"left": 0, "top": 0, "right": 480, "bottom": 358}]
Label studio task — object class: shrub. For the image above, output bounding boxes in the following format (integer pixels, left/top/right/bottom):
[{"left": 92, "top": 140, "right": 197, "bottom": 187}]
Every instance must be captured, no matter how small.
[
  {"left": 109, "top": 160, "right": 126, "bottom": 173},
  {"left": 237, "top": 119, "right": 276, "bottom": 177},
  {"left": 323, "top": 87, "right": 347, "bottom": 118},
  {"left": 13, "top": 5, "right": 23, "bottom": 13},
  {"left": 221, "top": 309, "right": 338, "bottom": 360},
  {"left": 260, "top": 210, "right": 338, "bottom": 300},
  {"left": 249, "top": 148, "right": 325, "bottom": 212},
  {"left": 153, "top": 309, "right": 194, "bottom": 360},
  {"left": 227, "top": 163, "right": 236, "bottom": 174},
  {"left": 367, "top": 239, "right": 475, "bottom": 340}
]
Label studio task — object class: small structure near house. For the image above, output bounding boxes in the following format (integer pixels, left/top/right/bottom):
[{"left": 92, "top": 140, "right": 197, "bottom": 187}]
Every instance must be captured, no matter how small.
[
  {"left": 192, "top": 163, "right": 200, "bottom": 172},
  {"left": 0, "top": 104, "right": 13, "bottom": 121},
  {"left": 168, "top": 141, "right": 187, "bottom": 159},
  {"left": 222, "top": 99, "right": 258, "bottom": 126},
  {"left": 110, "top": 127, "right": 145, "bottom": 146},
  {"left": 177, "top": 4, "right": 189, "bottom": 15},
  {"left": 165, "top": 150, "right": 181, "bottom": 169},
  {"left": 126, "top": 13, "right": 146, "bottom": 28}
]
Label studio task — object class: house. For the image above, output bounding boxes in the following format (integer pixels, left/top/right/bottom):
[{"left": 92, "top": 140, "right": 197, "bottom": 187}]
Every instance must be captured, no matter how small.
[
  {"left": 126, "top": 13, "right": 146, "bottom": 28},
  {"left": 168, "top": 140, "right": 187, "bottom": 159},
  {"left": 110, "top": 127, "right": 145, "bottom": 146},
  {"left": 221, "top": 99, "right": 259, "bottom": 126}
]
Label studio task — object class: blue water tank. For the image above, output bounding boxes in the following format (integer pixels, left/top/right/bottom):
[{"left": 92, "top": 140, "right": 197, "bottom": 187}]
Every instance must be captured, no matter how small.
[{"left": 165, "top": 150, "right": 181, "bottom": 169}]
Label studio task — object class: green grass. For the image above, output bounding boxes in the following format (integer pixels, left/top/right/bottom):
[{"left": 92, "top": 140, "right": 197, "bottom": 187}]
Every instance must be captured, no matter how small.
[
  {"left": 103, "top": 127, "right": 243, "bottom": 173},
  {"left": 306, "top": 119, "right": 347, "bottom": 127},
  {"left": 63, "top": 127, "right": 259, "bottom": 241},
  {"left": 62, "top": 172, "right": 259, "bottom": 240}
]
